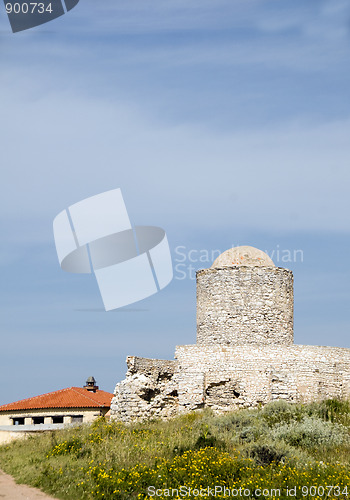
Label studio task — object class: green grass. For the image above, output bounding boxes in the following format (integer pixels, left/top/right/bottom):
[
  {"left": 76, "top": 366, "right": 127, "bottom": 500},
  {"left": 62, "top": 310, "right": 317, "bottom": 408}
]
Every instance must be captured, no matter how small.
[{"left": 0, "top": 399, "right": 350, "bottom": 499}]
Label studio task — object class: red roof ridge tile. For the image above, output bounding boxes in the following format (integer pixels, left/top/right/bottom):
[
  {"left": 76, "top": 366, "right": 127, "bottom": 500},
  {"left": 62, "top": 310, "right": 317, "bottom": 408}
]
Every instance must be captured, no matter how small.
[{"left": 69, "top": 387, "right": 113, "bottom": 407}]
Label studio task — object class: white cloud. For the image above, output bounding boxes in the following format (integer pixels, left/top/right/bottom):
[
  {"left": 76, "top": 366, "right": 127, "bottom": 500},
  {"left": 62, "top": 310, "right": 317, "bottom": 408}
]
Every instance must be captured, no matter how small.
[
  {"left": 1, "top": 84, "right": 350, "bottom": 240},
  {"left": 1, "top": 0, "right": 349, "bottom": 243}
]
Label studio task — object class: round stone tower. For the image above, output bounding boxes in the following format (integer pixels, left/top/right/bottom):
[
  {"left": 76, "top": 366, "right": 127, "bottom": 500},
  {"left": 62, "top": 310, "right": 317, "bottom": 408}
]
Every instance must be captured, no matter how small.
[{"left": 196, "top": 246, "right": 294, "bottom": 346}]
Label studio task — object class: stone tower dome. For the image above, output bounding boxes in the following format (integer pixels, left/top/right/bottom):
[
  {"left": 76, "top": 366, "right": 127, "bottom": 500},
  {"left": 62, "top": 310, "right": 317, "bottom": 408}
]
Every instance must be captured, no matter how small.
[
  {"left": 211, "top": 245, "right": 275, "bottom": 268},
  {"left": 196, "top": 246, "right": 294, "bottom": 346}
]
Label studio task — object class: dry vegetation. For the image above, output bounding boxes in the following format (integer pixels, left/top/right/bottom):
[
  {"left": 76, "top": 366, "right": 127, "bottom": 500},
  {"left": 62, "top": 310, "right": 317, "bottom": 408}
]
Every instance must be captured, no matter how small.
[{"left": 0, "top": 399, "right": 349, "bottom": 499}]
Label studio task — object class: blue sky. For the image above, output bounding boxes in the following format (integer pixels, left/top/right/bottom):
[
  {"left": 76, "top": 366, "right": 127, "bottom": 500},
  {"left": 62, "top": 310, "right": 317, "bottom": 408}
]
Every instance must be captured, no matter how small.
[{"left": 0, "top": 0, "right": 350, "bottom": 404}]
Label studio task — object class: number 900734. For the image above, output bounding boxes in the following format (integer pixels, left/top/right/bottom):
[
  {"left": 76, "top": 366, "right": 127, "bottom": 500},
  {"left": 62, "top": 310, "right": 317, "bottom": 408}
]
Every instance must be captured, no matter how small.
[{"left": 5, "top": 3, "right": 53, "bottom": 14}]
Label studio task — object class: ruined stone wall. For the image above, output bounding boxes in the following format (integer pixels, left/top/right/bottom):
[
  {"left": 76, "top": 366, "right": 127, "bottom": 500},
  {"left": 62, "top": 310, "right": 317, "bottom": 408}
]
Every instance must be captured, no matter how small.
[
  {"left": 110, "top": 260, "right": 350, "bottom": 422},
  {"left": 175, "top": 344, "right": 350, "bottom": 413},
  {"left": 110, "top": 357, "right": 178, "bottom": 422},
  {"left": 196, "top": 267, "right": 294, "bottom": 346},
  {"left": 111, "top": 346, "right": 350, "bottom": 421}
]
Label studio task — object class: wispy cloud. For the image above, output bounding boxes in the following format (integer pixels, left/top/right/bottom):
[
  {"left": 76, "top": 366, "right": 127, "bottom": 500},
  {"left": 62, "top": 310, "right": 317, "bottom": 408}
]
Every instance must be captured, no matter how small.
[{"left": 1, "top": 81, "right": 350, "bottom": 239}]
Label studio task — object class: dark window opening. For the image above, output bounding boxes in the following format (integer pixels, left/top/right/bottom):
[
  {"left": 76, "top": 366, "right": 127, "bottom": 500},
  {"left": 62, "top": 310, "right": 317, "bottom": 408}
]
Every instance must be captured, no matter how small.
[
  {"left": 52, "top": 416, "right": 64, "bottom": 424},
  {"left": 71, "top": 415, "right": 83, "bottom": 423},
  {"left": 13, "top": 418, "right": 25, "bottom": 426},
  {"left": 33, "top": 417, "right": 45, "bottom": 425}
]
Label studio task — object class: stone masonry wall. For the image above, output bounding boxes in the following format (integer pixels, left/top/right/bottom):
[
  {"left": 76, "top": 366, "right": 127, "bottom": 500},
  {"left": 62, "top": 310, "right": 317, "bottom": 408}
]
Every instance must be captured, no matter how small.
[
  {"left": 110, "top": 260, "right": 350, "bottom": 422},
  {"left": 175, "top": 344, "right": 350, "bottom": 413},
  {"left": 110, "top": 357, "right": 178, "bottom": 422},
  {"left": 196, "top": 267, "right": 294, "bottom": 345}
]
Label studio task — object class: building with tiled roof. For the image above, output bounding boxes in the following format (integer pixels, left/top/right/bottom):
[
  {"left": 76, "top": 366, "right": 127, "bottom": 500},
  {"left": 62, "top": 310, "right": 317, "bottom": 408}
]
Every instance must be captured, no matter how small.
[{"left": 0, "top": 377, "right": 113, "bottom": 444}]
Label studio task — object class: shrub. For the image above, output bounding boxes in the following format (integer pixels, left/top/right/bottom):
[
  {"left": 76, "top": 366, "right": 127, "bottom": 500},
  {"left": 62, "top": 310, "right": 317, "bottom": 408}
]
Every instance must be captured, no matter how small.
[
  {"left": 261, "top": 400, "right": 303, "bottom": 426},
  {"left": 247, "top": 440, "right": 311, "bottom": 467},
  {"left": 47, "top": 437, "right": 82, "bottom": 457},
  {"left": 193, "top": 424, "right": 225, "bottom": 449},
  {"left": 272, "top": 416, "right": 349, "bottom": 448},
  {"left": 311, "top": 398, "right": 350, "bottom": 425},
  {"left": 238, "top": 422, "right": 270, "bottom": 443},
  {"left": 249, "top": 443, "right": 286, "bottom": 465},
  {"left": 214, "top": 410, "right": 257, "bottom": 432}
]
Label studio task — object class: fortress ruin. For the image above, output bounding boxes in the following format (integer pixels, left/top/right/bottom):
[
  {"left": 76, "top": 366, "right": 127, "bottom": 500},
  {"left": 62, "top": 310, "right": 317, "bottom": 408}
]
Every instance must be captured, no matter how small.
[{"left": 110, "top": 246, "right": 350, "bottom": 422}]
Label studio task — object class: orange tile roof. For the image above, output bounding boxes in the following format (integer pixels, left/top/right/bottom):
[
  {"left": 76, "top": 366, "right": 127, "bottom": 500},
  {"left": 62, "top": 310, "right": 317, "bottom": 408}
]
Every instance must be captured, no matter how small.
[{"left": 0, "top": 387, "right": 114, "bottom": 412}]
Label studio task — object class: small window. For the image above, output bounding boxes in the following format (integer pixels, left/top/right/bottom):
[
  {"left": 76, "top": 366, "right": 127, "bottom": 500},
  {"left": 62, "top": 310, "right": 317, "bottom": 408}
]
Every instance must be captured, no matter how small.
[
  {"left": 52, "top": 416, "right": 64, "bottom": 424},
  {"left": 71, "top": 415, "right": 83, "bottom": 423},
  {"left": 33, "top": 417, "right": 44, "bottom": 425},
  {"left": 13, "top": 418, "right": 25, "bottom": 426}
]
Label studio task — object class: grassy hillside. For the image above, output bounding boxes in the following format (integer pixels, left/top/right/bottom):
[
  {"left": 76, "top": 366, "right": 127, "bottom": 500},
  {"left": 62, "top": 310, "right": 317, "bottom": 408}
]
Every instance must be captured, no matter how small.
[{"left": 0, "top": 399, "right": 350, "bottom": 499}]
